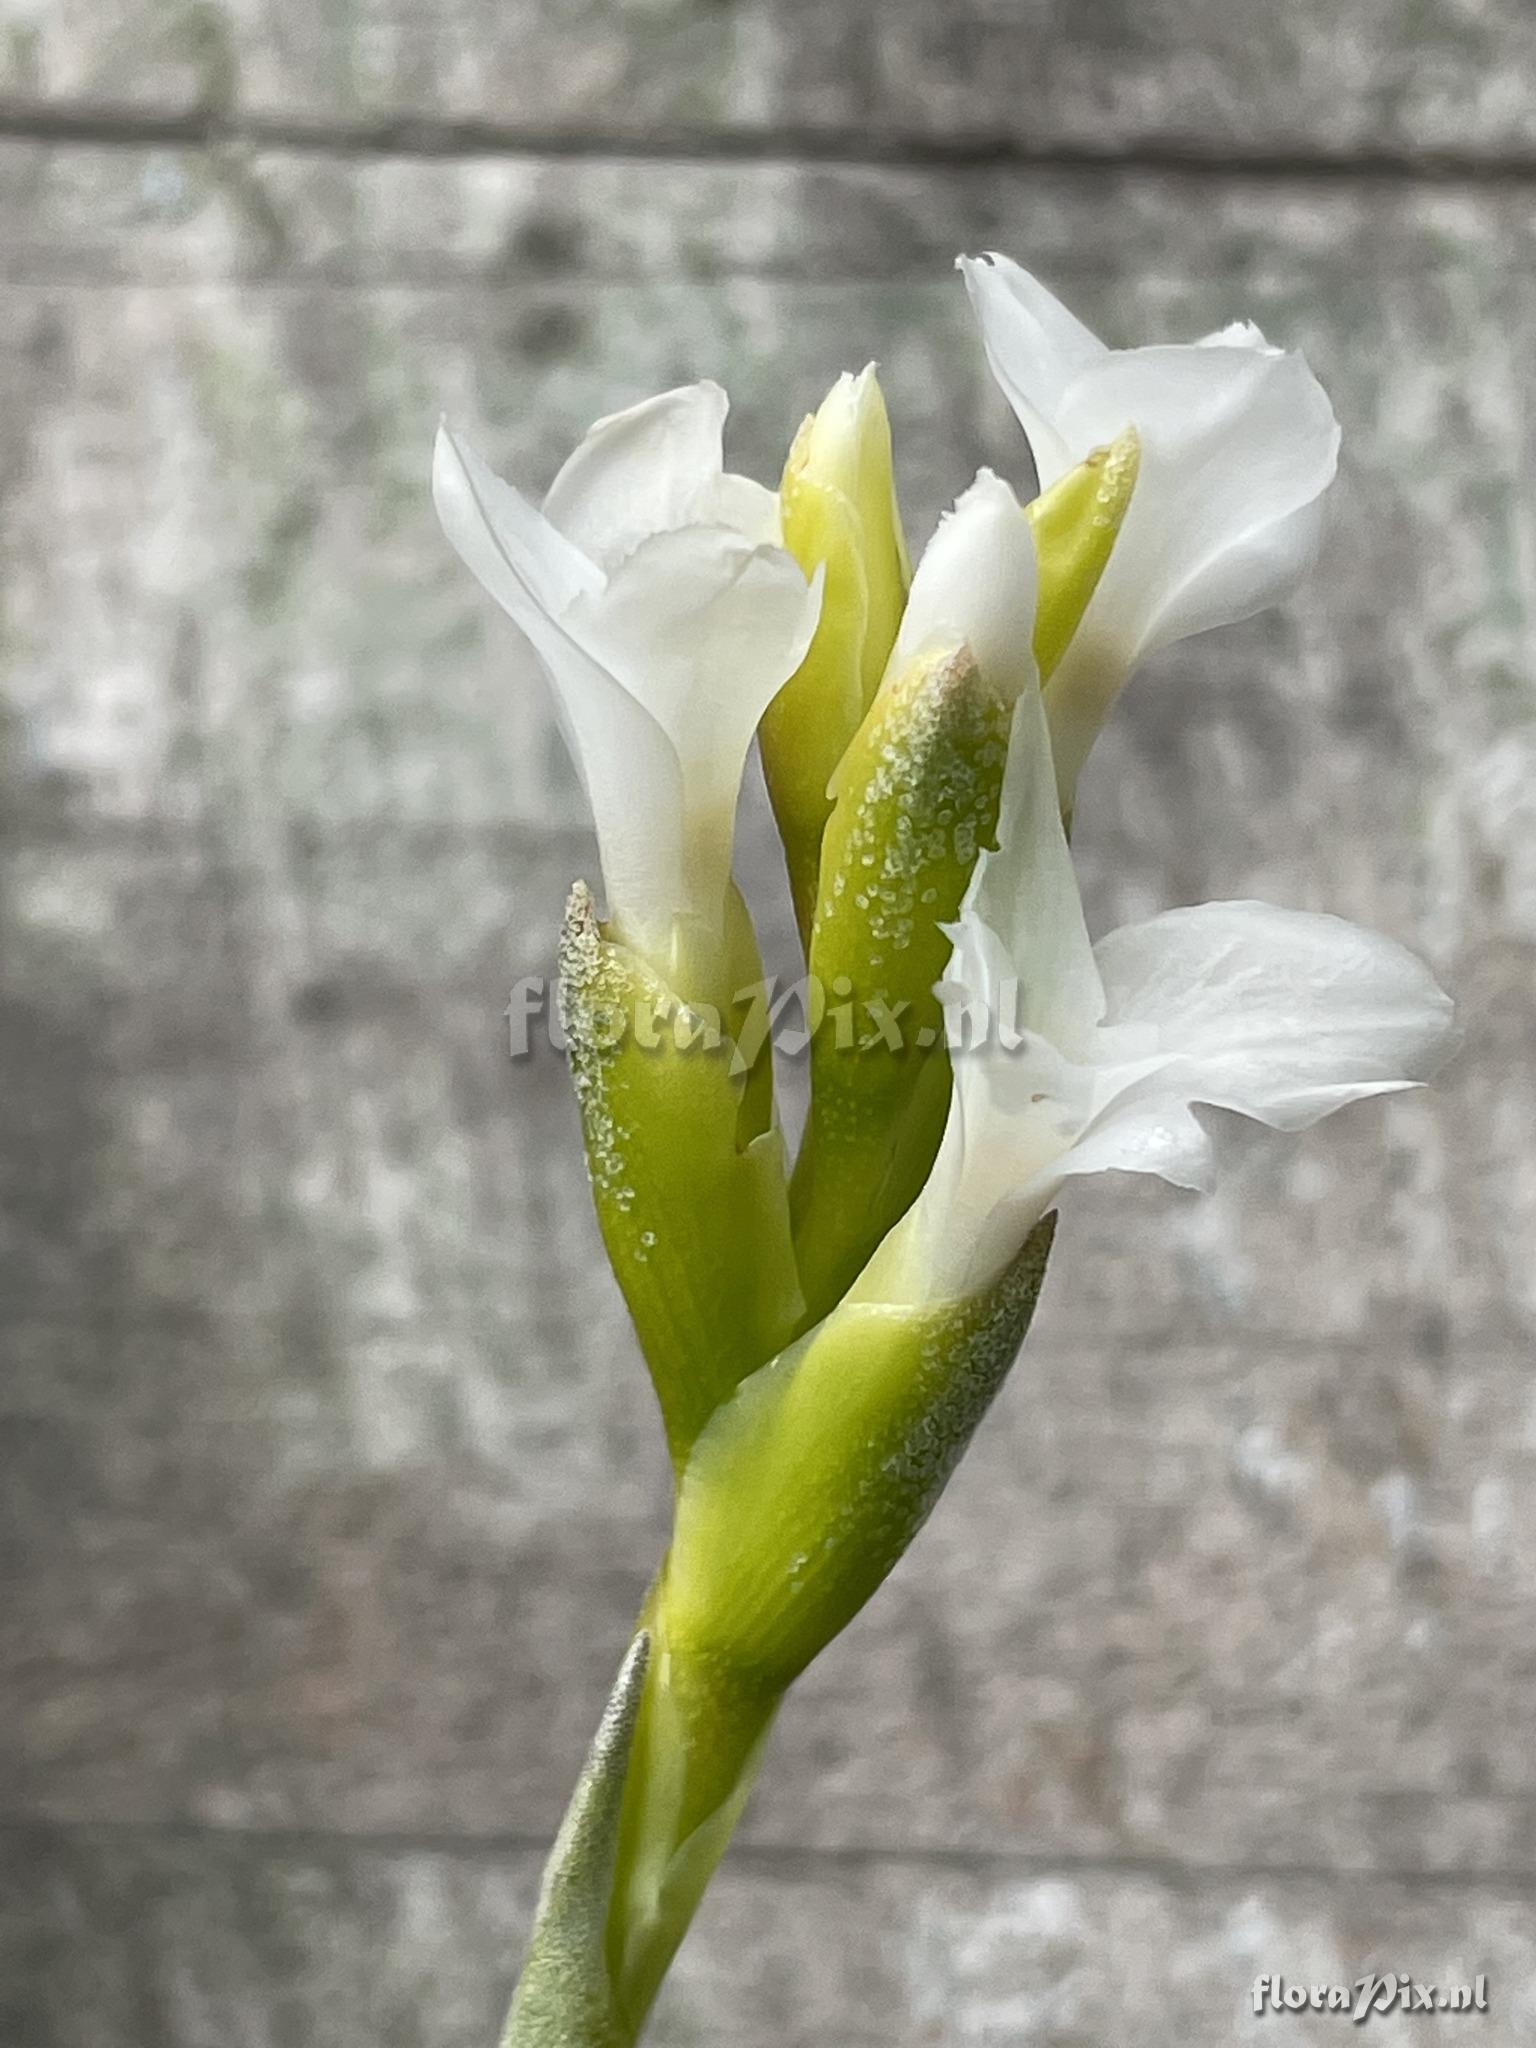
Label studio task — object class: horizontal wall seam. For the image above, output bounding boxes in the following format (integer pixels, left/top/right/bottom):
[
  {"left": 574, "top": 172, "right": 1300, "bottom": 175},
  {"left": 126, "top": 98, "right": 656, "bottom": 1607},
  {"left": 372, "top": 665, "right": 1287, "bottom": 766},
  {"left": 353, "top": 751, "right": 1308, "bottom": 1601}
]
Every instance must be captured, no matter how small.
[{"left": 4, "top": 98, "right": 1536, "bottom": 185}]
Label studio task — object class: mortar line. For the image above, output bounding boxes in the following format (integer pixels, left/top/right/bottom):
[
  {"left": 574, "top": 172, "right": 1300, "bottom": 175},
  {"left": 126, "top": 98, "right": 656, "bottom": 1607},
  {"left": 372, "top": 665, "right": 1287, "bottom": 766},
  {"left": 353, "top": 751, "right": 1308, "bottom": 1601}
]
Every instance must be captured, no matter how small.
[{"left": 5, "top": 98, "right": 1536, "bottom": 187}]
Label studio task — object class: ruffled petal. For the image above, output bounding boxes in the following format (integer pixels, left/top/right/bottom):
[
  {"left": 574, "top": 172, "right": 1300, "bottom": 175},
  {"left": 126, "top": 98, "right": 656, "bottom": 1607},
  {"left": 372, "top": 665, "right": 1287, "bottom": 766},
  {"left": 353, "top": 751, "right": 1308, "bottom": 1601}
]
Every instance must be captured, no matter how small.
[
  {"left": 876, "top": 1023, "right": 1094, "bottom": 1305},
  {"left": 1062, "top": 342, "right": 1339, "bottom": 656},
  {"left": 884, "top": 684, "right": 1106, "bottom": 1304},
  {"left": 1092, "top": 900, "right": 1458, "bottom": 1128},
  {"left": 1046, "top": 1098, "right": 1215, "bottom": 1197},
  {"left": 437, "top": 404, "right": 816, "bottom": 962},
  {"left": 571, "top": 525, "right": 818, "bottom": 788},
  {"left": 706, "top": 471, "right": 783, "bottom": 547},
  {"left": 867, "top": 716, "right": 1454, "bottom": 1306},
  {"left": 431, "top": 418, "right": 621, "bottom": 791}
]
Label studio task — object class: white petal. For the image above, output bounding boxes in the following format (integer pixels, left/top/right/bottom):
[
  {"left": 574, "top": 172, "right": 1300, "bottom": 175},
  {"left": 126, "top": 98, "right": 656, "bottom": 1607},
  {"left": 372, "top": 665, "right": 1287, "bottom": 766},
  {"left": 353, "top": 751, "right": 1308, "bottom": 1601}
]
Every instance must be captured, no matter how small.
[
  {"left": 571, "top": 525, "right": 818, "bottom": 782},
  {"left": 960, "top": 262, "right": 1340, "bottom": 671},
  {"left": 433, "top": 419, "right": 602, "bottom": 631},
  {"left": 569, "top": 524, "right": 820, "bottom": 924},
  {"left": 432, "top": 418, "right": 619, "bottom": 784},
  {"left": 1197, "top": 319, "right": 1274, "bottom": 353},
  {"left": 882, "top": 683, "right": 1106, "bottom": 1304},
  {"left": 958, "top": 255, "right": 1107, "bottom": 487},
  {"left": 706, "top": 471, "right": 783, "bottom": 547},
  {"left": 1092, "top": 900, "right": 1458, "bottom": 1128},
  {"left": 965, "top": 681, "right": 1104, "bottom": 1056},
  {"left": 877, "top": 1025, "right": 1094, "bottom": 1305},
  {"left": 1148, "top": 494, "right": 1327, "bottom": 653},
  {"left": 541, "top": 382, "right": 733, "bottom": 570},
  {"left": 935, "top": 907, "right": 1017, "bottom": 1034},
  {"left": 581, "top": 722, "right": 694, "bottom": 964},
  {"left": 1052, "top": 343, "right": 1339, "bottom": 659},
  {"left": 893, "top": 469, "right": 1038, "bottom": 698},
  {"left": 433, "top": 422, "right": 690, "bottom": 959},
  {"left": 1050, "top": 1099, "right": 1215, "bottom": 1195},
  {"left": 1093, "top": 348, "right": 1336, "bottom": 654},
  {"left": 866, "top": 810, "right": 1454, "bottom": 1308}
]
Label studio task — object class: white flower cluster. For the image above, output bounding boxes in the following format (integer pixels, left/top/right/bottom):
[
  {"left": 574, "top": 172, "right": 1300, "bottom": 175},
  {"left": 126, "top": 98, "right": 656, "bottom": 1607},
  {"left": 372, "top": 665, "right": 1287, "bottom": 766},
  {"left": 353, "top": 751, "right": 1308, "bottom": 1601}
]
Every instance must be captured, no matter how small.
[{"left": 436, "top": 255, "right": 1453, "bottom": 1315}]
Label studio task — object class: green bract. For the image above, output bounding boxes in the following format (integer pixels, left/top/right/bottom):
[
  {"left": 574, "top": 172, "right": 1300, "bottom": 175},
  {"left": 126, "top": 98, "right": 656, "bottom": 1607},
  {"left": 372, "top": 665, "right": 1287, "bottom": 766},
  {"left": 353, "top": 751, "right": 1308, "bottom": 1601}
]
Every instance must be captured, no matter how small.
[
  {"left": 790, "top": 639, "right": 1014, "bottom": 1323},
  {"left": 597, "top": 1220, "right": 1055, "bottom": 2036},
  {"left": 669, "top": 1216, "right": 1057, "bottom": 1692},
  {"left": 559, "top": 884, "right": 804, "bottom": 1466},
  {"left": 1029, "top": 425, "right": 1140, "bottom": 683},
  {"left": 503, "top": 1635, "right": 651, "bottom": 2048}
]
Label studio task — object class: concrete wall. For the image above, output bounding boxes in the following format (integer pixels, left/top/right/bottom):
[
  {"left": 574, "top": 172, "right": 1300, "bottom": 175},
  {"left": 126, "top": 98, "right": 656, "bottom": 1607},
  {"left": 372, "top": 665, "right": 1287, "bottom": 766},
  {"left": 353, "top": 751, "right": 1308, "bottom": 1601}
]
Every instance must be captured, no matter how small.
[{"left": 2, "top": 7, "right": 1534, "bottom": 2041}]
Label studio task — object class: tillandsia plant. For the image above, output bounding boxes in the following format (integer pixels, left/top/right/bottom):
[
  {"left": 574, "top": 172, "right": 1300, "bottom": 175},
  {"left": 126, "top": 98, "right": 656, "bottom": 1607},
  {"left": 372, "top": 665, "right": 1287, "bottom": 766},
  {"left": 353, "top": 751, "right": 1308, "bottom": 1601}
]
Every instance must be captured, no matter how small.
[{"left": 433, "top": 255, "right": 1457, "bottom": 2045}]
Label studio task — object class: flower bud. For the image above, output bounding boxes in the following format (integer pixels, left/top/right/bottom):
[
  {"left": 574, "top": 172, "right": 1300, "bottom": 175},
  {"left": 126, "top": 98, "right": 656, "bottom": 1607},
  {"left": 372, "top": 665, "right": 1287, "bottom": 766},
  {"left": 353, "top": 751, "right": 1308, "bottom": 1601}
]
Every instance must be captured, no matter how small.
[{"left": 760, "top": 367, "right": 911, "bottom": 942}]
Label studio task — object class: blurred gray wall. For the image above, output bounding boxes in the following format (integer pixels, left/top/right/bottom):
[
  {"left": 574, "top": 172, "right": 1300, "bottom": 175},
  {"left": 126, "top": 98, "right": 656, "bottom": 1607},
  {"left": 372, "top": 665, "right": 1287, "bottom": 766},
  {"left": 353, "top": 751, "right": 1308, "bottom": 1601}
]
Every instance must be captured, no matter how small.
[{"left": 3, "top": 5, "right": 1535, "bottom": 2043}]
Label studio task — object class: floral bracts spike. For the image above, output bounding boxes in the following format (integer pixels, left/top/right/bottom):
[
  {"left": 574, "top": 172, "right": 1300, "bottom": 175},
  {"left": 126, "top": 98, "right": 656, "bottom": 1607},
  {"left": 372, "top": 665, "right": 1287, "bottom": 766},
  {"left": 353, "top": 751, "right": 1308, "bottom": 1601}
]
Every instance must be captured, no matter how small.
[{"left": 432, "top": 260, "right": 1454, "bottom": 2048}]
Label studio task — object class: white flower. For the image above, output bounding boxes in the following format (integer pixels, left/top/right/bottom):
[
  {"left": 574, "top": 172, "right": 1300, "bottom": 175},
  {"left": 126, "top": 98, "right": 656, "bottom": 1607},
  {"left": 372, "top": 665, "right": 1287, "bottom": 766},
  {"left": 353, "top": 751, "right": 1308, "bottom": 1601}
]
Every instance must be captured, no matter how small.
[
  {"left": 864, "top": 682, "right": 1456, "bottom": 1307},
  {"left": 434, "top": 383, "right": 821, "bottom": 975},
  {"left": 959, "top": 254, "right": 1341, "bottom": 801}
]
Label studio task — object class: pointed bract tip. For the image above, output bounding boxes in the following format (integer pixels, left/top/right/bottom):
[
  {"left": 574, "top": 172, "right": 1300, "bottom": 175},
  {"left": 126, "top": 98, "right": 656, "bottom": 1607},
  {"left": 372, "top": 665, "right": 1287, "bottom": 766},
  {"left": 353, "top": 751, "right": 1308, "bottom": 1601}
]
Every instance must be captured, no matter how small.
[
  {"left": 606, "top": 1630, "right": 651, "bottom": 1733},
  {"left": 558, "top": 881, "right": 608, "bottom": 1004},
  {"left": 1083, "top": 424, "right": 1141, "bottom": 507},
  {"left": 565, "top": 877, "right": 600, "bottom": 930}
]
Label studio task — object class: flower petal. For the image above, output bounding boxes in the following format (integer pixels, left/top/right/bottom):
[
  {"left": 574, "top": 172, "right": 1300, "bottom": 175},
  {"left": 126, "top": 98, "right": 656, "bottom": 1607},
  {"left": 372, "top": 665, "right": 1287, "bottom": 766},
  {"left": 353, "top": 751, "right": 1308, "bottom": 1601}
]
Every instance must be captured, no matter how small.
[
  {"left": 1054, "top": 341, "right": 1340, "bottom": 656},
  {"left": 542, "top": 382, "right": 735, "bottom": 569},
  {"left": 1092, "top": 900, "right": 1459, "bottom": 1128},
  {"left": 892, "top": 469, "right": 1038, "bottom": 700},
  {"left": 432, "top": 422, "right": 690, "bottom": 958},
  {"left": 1046, "top": 1098, "right": 1215, "bottom": 1197},
  {"left": 882, "top": 682, "right": 1105, "bottom": 1305},
  {"left": 433, "top": 418, "right": 602, "bottom": 632},
  {"left": 1198, "top": 319, "right": 1273, "bottom": 352},
  {"left": 571, "top": 525, "right": 819, "bottom": 785},
  {"left": 706, "top": 471, "right": 783, "bottom": 547},
  {"left": 964, "top": 679, "right": 1104, "bottom": 1056},
  {"left": 958, "top": 254, "right": 1108, "bottom": 487},
  {"left": 866, "top": 700, "right": 1455, "bottom": 1308},
  {"left": 961, "top": 260, "right": 1340, "bottom": 675},
  {"left": 568, "top": 523, "right": 821, "bottom": 924},
  {"left": 876, "top": 1022, "right": 1092, "bottom": 1305}
]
